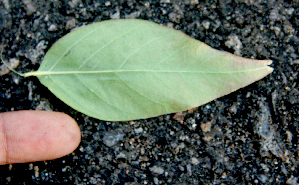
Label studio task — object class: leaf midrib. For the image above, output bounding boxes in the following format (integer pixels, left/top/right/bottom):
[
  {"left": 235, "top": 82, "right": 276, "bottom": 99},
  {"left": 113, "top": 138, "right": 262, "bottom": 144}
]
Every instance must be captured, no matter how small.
[{"left": 24, "top": 67, "right": 271, "bottom": 77}]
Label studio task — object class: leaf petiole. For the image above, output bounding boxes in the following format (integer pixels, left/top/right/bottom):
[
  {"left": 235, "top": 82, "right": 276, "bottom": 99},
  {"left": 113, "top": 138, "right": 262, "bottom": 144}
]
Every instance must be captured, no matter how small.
[{"left": 0, "top": 47, "right": 25, "bottom": 77}]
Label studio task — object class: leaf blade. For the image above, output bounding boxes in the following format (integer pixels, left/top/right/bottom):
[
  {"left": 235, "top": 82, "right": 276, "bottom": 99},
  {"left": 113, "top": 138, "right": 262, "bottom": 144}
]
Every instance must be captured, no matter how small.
[{"left": 27, "top": 19, "right": 273, "bottom": 121}]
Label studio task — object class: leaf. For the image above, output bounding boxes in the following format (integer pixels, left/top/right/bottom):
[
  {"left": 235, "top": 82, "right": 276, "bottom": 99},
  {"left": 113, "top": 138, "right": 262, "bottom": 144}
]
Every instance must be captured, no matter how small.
[{"left": 23, "top": 19, "right": 273, "bottom": 121}]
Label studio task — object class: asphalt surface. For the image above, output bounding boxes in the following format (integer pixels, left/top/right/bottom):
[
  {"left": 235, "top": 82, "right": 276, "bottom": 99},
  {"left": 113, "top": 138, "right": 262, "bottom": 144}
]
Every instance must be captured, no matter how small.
[{"left": 0, "top": 0, "right": 298, "bottom": 184}]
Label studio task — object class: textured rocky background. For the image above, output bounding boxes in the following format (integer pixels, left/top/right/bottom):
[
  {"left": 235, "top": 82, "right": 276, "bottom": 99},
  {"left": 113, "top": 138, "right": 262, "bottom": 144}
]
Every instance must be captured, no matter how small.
[{"left": 0, "top": 0, "right": 298, "bottom": 184}]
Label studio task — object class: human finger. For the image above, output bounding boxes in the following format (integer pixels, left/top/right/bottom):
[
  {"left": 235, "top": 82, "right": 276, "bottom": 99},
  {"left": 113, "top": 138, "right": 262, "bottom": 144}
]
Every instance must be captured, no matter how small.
[{"left": 0, "top": 110, "right": 81, "bottom": 165}]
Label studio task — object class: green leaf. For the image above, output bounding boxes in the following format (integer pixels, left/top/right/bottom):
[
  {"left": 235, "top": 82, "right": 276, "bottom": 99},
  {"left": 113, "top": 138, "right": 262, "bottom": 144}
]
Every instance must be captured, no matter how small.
[{"left": 24, "top": 19, "right": 273, "bottom": 121}]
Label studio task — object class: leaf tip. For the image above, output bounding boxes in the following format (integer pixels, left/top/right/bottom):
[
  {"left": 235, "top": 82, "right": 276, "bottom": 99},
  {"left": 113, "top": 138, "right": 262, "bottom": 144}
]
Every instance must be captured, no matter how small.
[
  {"left": 264, "top": 59, "right": 273, "bottom": 65},
  {"left": 264, "top": 60, "right": 274, "bottom": 74},
  {"left": 267, "top": 66, "right": 274, "bottom": 73}
]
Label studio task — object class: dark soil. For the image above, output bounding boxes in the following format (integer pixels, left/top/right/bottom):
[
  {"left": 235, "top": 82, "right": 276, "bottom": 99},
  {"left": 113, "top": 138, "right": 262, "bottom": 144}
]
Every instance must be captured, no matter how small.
[{"left": 0, "top": 0, "right": 298, "bottom": 184}]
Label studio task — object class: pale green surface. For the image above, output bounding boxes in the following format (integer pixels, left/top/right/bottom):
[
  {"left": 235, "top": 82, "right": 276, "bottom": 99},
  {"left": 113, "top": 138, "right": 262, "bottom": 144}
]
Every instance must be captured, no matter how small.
[{"left": 24, "top": 19, "right": 273, "bottom": 121}]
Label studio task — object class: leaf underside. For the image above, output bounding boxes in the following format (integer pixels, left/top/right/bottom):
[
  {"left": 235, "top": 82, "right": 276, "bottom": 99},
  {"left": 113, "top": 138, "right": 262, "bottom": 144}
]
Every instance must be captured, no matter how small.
[{"left": 25, "top": 19, "right": 273, "bottom": 121}]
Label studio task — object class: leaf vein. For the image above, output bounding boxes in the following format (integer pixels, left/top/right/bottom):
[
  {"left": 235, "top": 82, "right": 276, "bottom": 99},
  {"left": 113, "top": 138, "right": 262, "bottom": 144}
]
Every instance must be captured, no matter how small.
[
  {"left": 74, "top": 74, "right": 133, "bottom": 114},
  {"left": 47, "top": 75, "right": 100, "bottom": 114},
  {"left": 48, "top": 24, "right": 105, "bottom": 71},
  {"left": 231, "top": 73, "right": 242, "bottom": 84},
  {"left": 178, "top": 72, "right": 209, "bottom": 95},
  {"left": 77, "top": 24, "right": 146, "bottom": 70},
  {"left": 118, "top": 34, "right": 178, "bottom": 69},
  {"left": 114, "top": 73, "right": 166, "bottom": 107},
  {"left": 154, "top": 41, "right": 193, "bottom": 69},
  {"left": 203, "top": 73, "right": 219, "bottom": 89},
  {"left": 24, "top": 66, "right": 271, "bottom": 77},
  {"left": 152, "top": 72, "right": 190, "bottom": 104}
]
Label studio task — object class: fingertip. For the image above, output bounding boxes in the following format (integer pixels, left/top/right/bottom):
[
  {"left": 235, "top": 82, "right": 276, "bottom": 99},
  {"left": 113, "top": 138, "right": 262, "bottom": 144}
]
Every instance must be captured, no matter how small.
[{"left": 0, "top": 110, "right": 81, "bottom": 165}]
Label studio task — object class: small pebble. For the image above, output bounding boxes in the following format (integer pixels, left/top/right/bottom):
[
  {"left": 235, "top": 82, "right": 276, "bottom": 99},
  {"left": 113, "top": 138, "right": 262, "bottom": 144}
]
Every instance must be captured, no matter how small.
[
  {"left": 154, "top": 177, "right": 159, "bottom": 184},
  {"left": 258, "top": 174, "right": 268, "bottom": 183},
  {"left": 191, "top": 157, "right": 200, "bottom": 165},
  {"left": 34, "top": 166, "right": 39, "bottom": 178},
  {"left": 200, "top": 120, "right": 212, "bottom": 132},
  {"left": 202, "top": 21, "right": 210, "bottom": 30},
  {"left": 285, "top": 8, "right": 294, "bottom": 15},
  {"left": 225, "top": 34, "right": 243, "bottom": 56},
  {"left": 160, "top": 0, "right": 170, "bottom": 3},
  {"left": 293, "top": 59, "right": 299, "bottom": 64},
  {"left": 286, "top": 131, "right": 293, "bottom": 142},
  {"left": 286, "top": 175, "right": 298, "bottom": 185},
  {"left": 149, "top": 166, "right": 164, "bottom": 175},
  {"left": 48, "top": 24, "right": 57, "bottom": 32},
  {"left": 110, "top": 10, "right": 120, "bottom": 19},
  {"left": 0, "top": 58, "right": 20, "bottom": 76},
  {"left": 66, "top": 18, "right": 76, "bottom": 30},
  {"left": 125, "top": 11, "right": 141, "bottom": 19},
  {"left": 103, "top": 131, "right": 124, "bottom": 147},
  {"left": 22, "top": 0, "right": 36, "bottom": 15},
  {"left": 116, "top": 152, "right": 126, "bottom": 159},
  {"left": 105, "top": 1, "right": 111, "bottom": 6},
  {"left": 134, "top": 127, "right": 143, "bottom": 134}
]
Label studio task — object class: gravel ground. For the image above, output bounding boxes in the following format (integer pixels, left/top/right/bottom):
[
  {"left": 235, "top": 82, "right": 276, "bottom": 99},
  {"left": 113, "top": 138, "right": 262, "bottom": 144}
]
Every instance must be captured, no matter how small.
[{"left": 0, "top": 0, "right": 298, "bottom": 184}]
